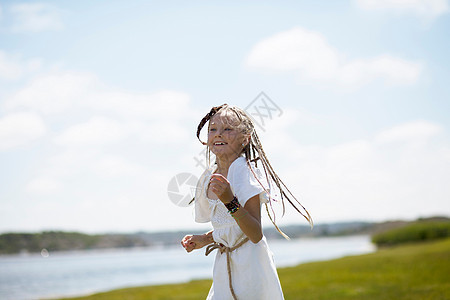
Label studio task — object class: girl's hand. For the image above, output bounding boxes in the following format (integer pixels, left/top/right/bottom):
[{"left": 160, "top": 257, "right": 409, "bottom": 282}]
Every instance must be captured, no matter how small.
[
  {"left": 181, "top": 235, "right": 207, "bottom": 253},
  {"left": 209, "top": 174, "right": 234, "bottom": 204},
  {"left": 181, "top": 235, "right": 196, "bottom": 252}
]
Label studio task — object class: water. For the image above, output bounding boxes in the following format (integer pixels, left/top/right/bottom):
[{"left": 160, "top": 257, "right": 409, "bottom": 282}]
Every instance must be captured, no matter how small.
[{"left": 0, "top": 235, "right": 375, "bottom": 300}]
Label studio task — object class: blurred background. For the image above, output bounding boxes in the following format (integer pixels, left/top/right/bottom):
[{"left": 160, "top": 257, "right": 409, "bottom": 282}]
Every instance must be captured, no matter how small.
[{"left": 0, "top": 1, "right": 449, "bottom": 298}]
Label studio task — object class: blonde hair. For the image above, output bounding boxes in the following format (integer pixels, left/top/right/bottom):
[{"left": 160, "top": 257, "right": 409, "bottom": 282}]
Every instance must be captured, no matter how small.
[{"left": 196, "top": 104, "right": 313, "bottom": 238}]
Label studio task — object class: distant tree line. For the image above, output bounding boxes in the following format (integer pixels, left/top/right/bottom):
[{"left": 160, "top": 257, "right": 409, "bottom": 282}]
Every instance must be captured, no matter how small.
[
  {"left": 0, "top": 231, "right": 147, "bottom": 254},
  {"left": 372, "top": 218, "right": 450, "bottom": 247},
  {"left": 1, "top": 217, "right": 448, "bottom": 254}
]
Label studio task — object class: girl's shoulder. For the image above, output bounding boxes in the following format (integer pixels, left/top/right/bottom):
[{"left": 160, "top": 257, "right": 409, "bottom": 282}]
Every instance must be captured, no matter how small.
[
  {"left": 228, "top": 156, "right": 269, "bottom": 206},
  {"left": 231, "top": 156, "right": 247, "bottom": 168},
  {"left": 228, "top": 156, "right": 264, "bottom": 181},
  {"left": 228, "top": 156, "right": 250, "bottom": 175},
  {"left": 230, "top": 156, "right": 261, "bottom": 171}
]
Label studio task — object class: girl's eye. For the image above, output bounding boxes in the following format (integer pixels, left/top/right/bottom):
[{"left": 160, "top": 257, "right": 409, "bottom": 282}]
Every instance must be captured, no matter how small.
[
  {"left": 209, "top": 128, "right": 216, "bottom": 132},
  {"left": 224, "top": 128, "right": 232, "bottom": 131}
]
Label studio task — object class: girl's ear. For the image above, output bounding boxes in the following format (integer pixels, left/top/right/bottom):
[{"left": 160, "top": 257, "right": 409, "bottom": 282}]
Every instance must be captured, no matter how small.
[{"left": 242, "top": 135, "right": 251, "bottom": 147}]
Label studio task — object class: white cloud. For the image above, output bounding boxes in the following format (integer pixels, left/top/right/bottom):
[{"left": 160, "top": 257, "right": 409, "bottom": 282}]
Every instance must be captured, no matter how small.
[
  {"left": 5, "top": 71, "right": 97, "bottom": 114},
  {"left": 26, "top": 176, "right": 61, "bottom": 195},
  {"left": 5, "top": 70, "right": 194, "bottom": 120},
  {"left": 355, "top": 0, "right": 450, "bottom": 19},
  {"left": 92, "top": 155, "right": 148, "bottom": 178},
  {"left": 0, "top": 50, "right": 42, "bottom": 80},
  {"left": 0, "top": 51, "right": 22, "bottom": 80},
  {"left": 10, "top": 3, "right": 64, "bottom": 32},
  {"left": 0, "top": 112, "right": 46, "bottom": 150},
  {"left": 339, "top": 55, "right": 422, "bottom": 86},
  {"left": 245, "top": 27, "right": 423, "bottom": 88},
  {"left": 46, "top": 148, "right": 100, "bottom": 178},
  {"left": 375, "top": 120, "right": 442, "bottom": 143},
  {"left": 328, "top": 139, "right": 374, "bottom": 163},
  {"left": 54, "top": 116, "right": 127, "bottom": 147},
  {"left": 4, "top": 69, "right": 195, "bottom": 149},
  {"left": 245, "top": 27, "right": 339, "bottom": 80},
  {"left": 134, "top": 120, "right": 191, "bottom": 143},
  {"left": 86, "top": 89, "right": 192, "bottom": 120}
]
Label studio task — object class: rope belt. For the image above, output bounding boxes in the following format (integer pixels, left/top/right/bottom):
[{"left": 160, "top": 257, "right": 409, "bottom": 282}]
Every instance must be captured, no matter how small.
[{"left": 205, "top": 237, "right": 249, "bottom": 300}]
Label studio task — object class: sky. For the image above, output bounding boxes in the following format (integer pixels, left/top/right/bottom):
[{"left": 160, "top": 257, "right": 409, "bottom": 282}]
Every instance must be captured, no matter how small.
[{"left": 0, "top": 0, "right": 449, "bottom": 234}]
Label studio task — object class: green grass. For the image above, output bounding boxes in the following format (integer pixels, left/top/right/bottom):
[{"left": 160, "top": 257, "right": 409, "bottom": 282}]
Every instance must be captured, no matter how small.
[
  {"left": 372, "top": 220, "right": 450, "bottom": 247},
  {"left": 279, "top": 238, "right": 450, "bottom": 300},
  {"left": 55, "top": 238, "right": 450, "bottom": 300}
]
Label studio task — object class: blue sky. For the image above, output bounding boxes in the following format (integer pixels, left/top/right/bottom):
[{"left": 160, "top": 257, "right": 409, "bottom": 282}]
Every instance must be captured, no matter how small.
[{"left": 1, "top": 0, "right": 449, "bottom": 233}]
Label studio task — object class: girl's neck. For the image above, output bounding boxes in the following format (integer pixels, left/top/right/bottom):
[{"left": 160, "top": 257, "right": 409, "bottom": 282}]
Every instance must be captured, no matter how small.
[{"left": 215, "top": 154, "right": 241, "bottom": 175}]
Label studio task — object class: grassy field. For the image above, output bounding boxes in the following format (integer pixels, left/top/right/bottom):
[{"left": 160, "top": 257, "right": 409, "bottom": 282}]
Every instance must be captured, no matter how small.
[{"left": 57, "top": 238, "right": 450, "bottom": 300}]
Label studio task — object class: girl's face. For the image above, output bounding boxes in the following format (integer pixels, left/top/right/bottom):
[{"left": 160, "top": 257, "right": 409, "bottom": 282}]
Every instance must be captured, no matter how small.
[{"left": 207, "top": 113, "right": 247, "bottom": 160}]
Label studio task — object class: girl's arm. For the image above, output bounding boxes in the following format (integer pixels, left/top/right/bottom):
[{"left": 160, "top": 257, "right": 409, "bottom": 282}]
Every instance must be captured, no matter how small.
[
  {"left": 209, "top": 174, "right": 263, "bottom": 243},
  {"left": 181, "top": 230, "right": 214, "bottom": 253},
  {"left": 230, "top": 195, "right": 263, "bottom": 243}
]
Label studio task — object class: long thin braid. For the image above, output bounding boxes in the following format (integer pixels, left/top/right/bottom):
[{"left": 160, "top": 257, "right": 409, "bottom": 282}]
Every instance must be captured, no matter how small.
[{"left": 252, "top": 130, "right": 313, "bottom": 227}]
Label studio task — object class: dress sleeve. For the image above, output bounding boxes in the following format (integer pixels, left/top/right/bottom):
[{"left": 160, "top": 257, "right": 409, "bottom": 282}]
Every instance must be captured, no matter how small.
[
  {"left": 194, "top": 168, "right": 212, "bottom": 223},
  {"left": 228, "top": 158, "right": 270, "bottom": 207}
]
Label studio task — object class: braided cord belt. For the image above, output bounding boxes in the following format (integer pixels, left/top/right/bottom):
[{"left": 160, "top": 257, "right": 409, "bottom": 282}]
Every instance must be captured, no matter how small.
[{"left": 205, "top": 237, "right": 250, "bottom": 300}]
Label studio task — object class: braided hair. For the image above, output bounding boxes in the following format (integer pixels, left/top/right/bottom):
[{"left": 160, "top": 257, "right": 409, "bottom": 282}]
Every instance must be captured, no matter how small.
[{"left": 196, "top": 104, "right": 313, "bottom": 238}]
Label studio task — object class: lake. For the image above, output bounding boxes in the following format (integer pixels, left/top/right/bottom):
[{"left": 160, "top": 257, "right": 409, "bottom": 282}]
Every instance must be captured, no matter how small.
[{"left": 0, "top": 235, "right": 375, "bottom": 300}]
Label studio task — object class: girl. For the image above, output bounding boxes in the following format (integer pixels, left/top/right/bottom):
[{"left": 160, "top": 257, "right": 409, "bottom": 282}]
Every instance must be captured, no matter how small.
[{"left": 181, "top": 104, "right": 312, "bottom": 300}]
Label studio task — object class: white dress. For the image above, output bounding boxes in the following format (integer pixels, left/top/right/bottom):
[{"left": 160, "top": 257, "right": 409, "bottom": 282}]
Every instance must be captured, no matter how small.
[{"left": 195, "top": 156, "right": 284, "bottom": 300}]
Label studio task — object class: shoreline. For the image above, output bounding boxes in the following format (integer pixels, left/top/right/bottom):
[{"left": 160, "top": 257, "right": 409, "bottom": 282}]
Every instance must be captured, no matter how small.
[
  {"left": 1, "top": 235, "right": 375, "bottom": 300},
  {"left": 43, "top": 235, "right": 375, "bottom": 300},
  {"left": 51, "top": 238, "right": 450, "bottom": 300}
]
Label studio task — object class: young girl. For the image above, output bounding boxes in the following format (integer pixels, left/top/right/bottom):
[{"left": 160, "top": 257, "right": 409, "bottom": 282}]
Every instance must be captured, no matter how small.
[{"left": 181, "top": 104, "right": 312, "bottom": 300}]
